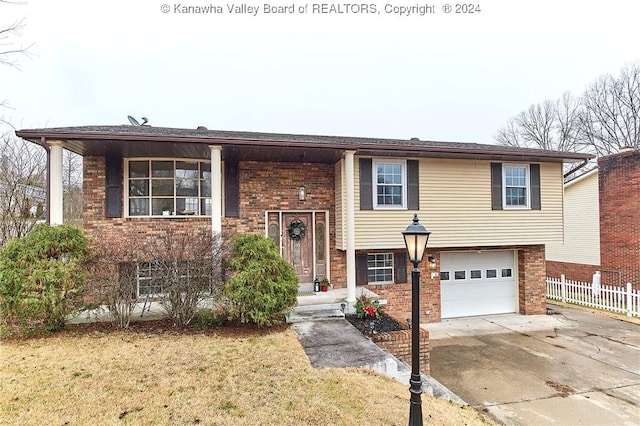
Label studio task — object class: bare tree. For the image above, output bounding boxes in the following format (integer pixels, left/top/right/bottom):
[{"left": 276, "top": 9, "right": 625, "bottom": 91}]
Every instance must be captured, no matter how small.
[
  {"left": 495, "top": 92, "right": 584, "bottom": 153},
  {"left": 1, "top": 1, "right": 34, "bottom": 108},
  {"left": 151, "top": 228, "right": 223, "bottom": 327},
  {"left": 88, "top": 236, "right": 152, "bottom": 329},
  {"left": 495, "top": 62, "right": 640, "bottom": 156},
  {"left": 0, "top": 132, "right": 46, "bottom": 245},
  {"left": 63, "top": 150, "right": 83, "bottom": 226},
  {"left": 579, "top": 63, "right": 640, "bottom": 155}
]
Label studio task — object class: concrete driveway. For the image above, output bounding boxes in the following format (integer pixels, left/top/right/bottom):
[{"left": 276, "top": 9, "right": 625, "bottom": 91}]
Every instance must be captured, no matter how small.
[{"left": 427, "top": 304, "right": 640, "bottom": 425}]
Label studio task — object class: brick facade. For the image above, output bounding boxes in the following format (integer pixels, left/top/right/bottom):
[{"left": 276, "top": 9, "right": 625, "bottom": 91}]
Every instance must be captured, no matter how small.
[
  {"left": 364, "top": 252, "right": 440, "bottom": 324},
  {"left": 546, "top": 260, "right": 600, "bottom": 283},
  {"left": 365, "top": 245, "right": 547, "bottom": 323},
  {"left": 598, "top": 149, "right": 640, "bottom": 288},
  {"left": 83, "top": 156, "right": 347, "bottom": 289}
]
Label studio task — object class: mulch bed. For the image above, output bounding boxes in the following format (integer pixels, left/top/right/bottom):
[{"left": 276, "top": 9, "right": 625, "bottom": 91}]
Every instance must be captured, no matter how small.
[
  {"left": 345, "top": 312, "right": 406, "bottom": 335},
  {"left": 0, "top": 319, "right": 289, "bottom": 341}
]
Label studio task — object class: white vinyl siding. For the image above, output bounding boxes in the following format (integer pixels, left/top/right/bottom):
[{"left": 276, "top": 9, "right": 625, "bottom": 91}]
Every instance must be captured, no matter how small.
[
  {"left": 546, "top": 170, "right": 600, "bottom": 265},
  {"left": 351, "top": 157, "right": 564, "bottom": 249}
]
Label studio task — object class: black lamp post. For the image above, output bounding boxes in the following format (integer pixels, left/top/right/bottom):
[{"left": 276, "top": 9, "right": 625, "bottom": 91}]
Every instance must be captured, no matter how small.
[{"left": 402, "top": 213, "right": 431, "bottom": 426}]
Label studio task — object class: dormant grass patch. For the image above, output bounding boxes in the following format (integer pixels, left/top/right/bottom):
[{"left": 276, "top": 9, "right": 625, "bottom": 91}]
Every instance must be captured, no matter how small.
[{"left": 1, "top": 324, "right": 493, "bottom": 425}]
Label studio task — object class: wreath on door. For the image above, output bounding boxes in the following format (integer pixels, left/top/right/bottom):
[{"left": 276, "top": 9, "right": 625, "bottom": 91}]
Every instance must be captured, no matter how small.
[{"left": 287, "top": 219, "right": 307, "bottom": 241}]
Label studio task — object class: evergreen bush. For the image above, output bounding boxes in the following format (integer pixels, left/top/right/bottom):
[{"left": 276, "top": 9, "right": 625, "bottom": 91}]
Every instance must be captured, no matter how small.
[
  {"left": 221, "top": 234, "right": 298, "bottom": 327},
  {"left": 0, "top": 224, "right": 88, "bottom": 335}
]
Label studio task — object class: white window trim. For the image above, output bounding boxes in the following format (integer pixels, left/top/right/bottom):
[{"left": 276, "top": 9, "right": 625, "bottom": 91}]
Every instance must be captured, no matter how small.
[
  {"left": 367, "top": 252, "right": 395, "bottom": 284},
  {"left": 124, "top": 157, "right": 212, "bottom": 218},
  {"left": 372, "top": 159, "right": 407, "bottom": 210},
  {"left": 502, "top": 163, "right": 531, "bottom": 209}
]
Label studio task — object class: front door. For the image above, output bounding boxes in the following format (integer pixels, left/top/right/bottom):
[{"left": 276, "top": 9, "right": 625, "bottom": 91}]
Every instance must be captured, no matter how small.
[{"left": 283, "top": 213, "right": 313, "bottom": 283}]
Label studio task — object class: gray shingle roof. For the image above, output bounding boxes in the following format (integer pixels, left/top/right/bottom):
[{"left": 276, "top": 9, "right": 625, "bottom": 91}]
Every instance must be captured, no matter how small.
[{"left": 15, "top": 125, "right": 594, "bottom": 162}]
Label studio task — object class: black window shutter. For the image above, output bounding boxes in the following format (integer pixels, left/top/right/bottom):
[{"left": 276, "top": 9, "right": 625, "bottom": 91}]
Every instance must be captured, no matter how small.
[
  {"left": 490, "top": 163, "right": 503, "bottom": 210},
  {"left": 105, "top": 155, "right": 122, "bottom": 218},
  {"left": 356, "top": 253, "right": 368, "bottom": 285},
  {"left": 530, "top": 164, "right": 541, "bottom": 210},
  {"left": 407, "top": 160, "right": 419, "bottom": 210},
  {"left": 224, "top": 159, "right": 240, "bottom": 217},
  {"left": 394, "top": 252, "right": 407, "bottom": 284},
  {"left": 359, "top": 158, "right": 373, "bottom": 210}
]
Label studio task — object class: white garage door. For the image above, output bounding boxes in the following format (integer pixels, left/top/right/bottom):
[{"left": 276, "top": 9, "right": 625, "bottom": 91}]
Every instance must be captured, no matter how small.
[{"left": 440, "top": 251, "right": 517, "bottom": 318}]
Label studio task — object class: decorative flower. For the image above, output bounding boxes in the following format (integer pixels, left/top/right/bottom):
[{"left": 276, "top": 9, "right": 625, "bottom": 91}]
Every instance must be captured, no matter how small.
[{"left": 355, "top": 295, "right": 380, "bottom": 319}]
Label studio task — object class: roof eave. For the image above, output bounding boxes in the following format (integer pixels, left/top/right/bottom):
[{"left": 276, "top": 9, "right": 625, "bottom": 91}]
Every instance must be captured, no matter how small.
[{"left": 15, "top": 129, "right": 595, "bottom": 163}]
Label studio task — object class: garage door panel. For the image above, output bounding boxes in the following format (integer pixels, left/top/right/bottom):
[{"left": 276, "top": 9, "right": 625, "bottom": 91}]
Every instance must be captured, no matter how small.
[
  {"left": 442, "top": 295, "right": 517, "bottom": 318},
  {"left": 441, "top": 251, "right": 517, "bottom": 318}
]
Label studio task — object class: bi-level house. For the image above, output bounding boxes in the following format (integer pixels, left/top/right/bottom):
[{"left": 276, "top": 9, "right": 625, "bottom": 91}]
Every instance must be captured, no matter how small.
[{"left": 16, "top": 125, "right": 593, "bottom": 322}]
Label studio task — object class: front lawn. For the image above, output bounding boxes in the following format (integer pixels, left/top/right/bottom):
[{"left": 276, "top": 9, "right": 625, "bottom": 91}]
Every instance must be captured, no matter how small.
[{"left": 0, "top": 322, "right": 493, "bottom": 425}]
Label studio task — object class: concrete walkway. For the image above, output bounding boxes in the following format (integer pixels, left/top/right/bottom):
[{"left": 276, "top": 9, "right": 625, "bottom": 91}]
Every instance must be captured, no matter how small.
[{"left": 290, "top": 318, "right": 463, "bottom": 402}]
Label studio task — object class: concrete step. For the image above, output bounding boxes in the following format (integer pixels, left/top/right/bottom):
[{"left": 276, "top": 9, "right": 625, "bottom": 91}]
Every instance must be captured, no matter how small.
[{"left": 287, "top": 303, "right": 346, "bottom": 323}]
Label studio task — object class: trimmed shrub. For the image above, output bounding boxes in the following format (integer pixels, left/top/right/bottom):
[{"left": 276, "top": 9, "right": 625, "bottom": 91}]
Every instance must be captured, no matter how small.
[
  {"left": 0, "top": 224, "right": 88, "bottom": 335},
  {"left": 221, "top": 234, "right": 298, "bottom": 327}
]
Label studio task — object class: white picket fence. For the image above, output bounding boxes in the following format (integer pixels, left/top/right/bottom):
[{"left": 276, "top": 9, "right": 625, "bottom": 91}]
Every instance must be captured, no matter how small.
[{"left": 546, "top": 275, "right": 640, "bottom": 317}]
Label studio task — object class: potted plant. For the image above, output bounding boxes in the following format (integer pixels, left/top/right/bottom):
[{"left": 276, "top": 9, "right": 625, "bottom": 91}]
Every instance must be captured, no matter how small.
[{"left": 320, "top": 278, "right": 330, "bottom": 292}]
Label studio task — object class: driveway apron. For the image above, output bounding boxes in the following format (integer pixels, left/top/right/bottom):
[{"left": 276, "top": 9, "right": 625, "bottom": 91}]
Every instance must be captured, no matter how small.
[{"left": 428, "top": 304, "right": 640, "bottom": 425}]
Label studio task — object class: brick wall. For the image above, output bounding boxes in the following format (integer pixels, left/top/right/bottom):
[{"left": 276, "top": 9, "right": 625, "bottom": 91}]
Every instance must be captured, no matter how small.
[
  {"left": 364, "top": 251, "right": 441, "bottom": 324},
  {"left": 546, "top": 260, "right": 600, "bottom": 283},
  {"left": 518, "top": 245, "right": 547, "bottom": 314},
  {"left": 83, "top": 156, "right": 347, "bottom": 290},
  {"left": 372, "top": 326, "right": 430, "bottom": 375},
  {"left": 224, "top": 160, "right": 345, "bottom": 287},
  {"left": 598, "top": 149, "right": 640, "bottom": 288}
]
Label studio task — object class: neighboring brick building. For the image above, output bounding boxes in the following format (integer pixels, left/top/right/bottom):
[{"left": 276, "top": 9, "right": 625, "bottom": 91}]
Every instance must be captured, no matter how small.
[
  {"left": 547, "top": 148, "right": 640, "bottom": 289},
  {"left": 17, "top": 125, "right": 593, "bottom": 323},
  {"left": 599, "top": 148, "right": 640, "bottom": 288}
]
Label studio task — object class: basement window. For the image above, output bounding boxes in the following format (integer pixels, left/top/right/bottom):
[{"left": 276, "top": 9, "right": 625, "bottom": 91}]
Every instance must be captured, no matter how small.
[{"left": 367, "top": 253, "right": 394, "bottom": 284}]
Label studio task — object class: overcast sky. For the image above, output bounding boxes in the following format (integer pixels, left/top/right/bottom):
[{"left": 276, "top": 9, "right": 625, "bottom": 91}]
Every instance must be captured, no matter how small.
[{"left": 1, "top": 0, "right": 639, "bottom": 144}]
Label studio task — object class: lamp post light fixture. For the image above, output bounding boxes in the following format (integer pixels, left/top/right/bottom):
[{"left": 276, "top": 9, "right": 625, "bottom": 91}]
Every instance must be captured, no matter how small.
[
  {"left": 402, "top": 213, "right": 431, "bottom": 426},
  {"left": 298, "top": 185, "right": 306, "bottom": 201}
]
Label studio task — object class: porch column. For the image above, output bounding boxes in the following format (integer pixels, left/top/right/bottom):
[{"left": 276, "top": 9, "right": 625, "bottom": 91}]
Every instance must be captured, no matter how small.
[
  {"left": 47, "top": 140, "right": 64, "bottom": 225},
  {"left": 210, "top": 146, "right": 223, "bottom": 236},
  {"left": 344, "top": 150, "right": 356, "bottom": 303}
]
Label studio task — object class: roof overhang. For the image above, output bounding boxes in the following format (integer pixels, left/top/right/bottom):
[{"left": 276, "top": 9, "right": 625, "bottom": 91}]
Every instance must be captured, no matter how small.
[{"left": 15, "top": 126, "right": 595, "bottom": 164}]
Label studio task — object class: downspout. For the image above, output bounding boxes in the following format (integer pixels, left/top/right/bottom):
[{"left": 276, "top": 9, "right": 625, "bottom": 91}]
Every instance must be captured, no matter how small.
[
  {"left": 563, "top": 160, "right": 589, "bottom": 179},
  {"left": 42, "top": 137, "right": 50, "bottom": 224}
]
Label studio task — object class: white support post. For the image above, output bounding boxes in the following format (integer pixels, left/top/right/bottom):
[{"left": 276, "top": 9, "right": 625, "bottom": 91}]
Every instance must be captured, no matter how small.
[
  {"left": 209, "top": 146, "right": 223, "bottom": 236},
  {"left": 627, "top": 282, "right": 632, "bottom": 317},
  {"left": 344, "top": 150, "right": 356, "bottom": 303},
  {"left": 48, "top": 141, "right": 64, "bottom": 225},
  {"left": 561, "top": 274, "right": 566, "bottom": 303}
]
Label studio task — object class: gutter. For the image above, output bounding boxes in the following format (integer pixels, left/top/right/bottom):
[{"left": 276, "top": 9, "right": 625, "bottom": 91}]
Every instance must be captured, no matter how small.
[{"left": 563, "top": 159, "right": 590, "bottom": 179}]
